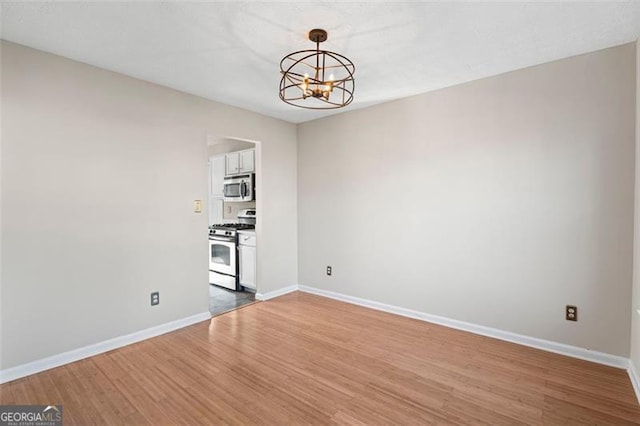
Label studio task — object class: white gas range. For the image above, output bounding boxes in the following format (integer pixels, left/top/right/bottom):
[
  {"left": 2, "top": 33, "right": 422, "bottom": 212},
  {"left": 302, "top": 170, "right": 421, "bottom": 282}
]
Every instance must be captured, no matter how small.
[{"left": 208, "top": 209, "right": 255, "bottom": 291}]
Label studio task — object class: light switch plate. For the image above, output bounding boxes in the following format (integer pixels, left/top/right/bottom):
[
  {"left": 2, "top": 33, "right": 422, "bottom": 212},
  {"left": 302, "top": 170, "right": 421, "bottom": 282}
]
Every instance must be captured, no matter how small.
[{"left": 194, "top": 200, "right": 202, "bottom": 213}]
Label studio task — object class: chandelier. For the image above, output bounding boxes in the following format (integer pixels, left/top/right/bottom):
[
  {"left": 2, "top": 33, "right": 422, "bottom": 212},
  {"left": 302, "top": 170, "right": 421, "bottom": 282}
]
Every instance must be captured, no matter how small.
[{"left": 279, "top": 29, "right": 355, "bottom": 109}]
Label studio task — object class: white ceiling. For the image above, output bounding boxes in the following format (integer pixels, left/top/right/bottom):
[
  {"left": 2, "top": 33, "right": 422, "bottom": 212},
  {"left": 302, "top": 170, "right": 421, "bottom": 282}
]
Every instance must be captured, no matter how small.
[{"left": 2, "top": 1, "right": 640, "bottom": 124}]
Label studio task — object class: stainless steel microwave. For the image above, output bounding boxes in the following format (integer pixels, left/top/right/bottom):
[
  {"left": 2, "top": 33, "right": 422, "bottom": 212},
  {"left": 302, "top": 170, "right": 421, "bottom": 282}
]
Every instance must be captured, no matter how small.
[{"left": 223, "top": 174, "right": 254, "bottom": 202}]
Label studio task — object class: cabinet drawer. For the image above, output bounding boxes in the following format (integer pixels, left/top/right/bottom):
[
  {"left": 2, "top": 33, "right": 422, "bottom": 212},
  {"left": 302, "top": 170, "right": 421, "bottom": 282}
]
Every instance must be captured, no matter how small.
[{"left": 238, "top": 234, "right": 256, "bottom": 246}]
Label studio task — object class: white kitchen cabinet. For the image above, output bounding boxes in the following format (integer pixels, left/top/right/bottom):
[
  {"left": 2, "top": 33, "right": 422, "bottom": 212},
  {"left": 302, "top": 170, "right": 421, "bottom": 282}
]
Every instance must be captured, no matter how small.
[
  {"left": 225, "top": 149, "right": 254, "bottom": 176},
  {"left": 208, "top": 155, "right": 226, "bottom": 226},
  {"left": 209, "top": 156, "right": 226, "bottom": 196},
  {"left": 225, "top": 153, "right": 240, "bottom": 176},
  {"left": 238, "top": 231, "right": 256, "bottom": 290},
  {"left": 239, "top": 149, "right": 254, "bottom": 173}
]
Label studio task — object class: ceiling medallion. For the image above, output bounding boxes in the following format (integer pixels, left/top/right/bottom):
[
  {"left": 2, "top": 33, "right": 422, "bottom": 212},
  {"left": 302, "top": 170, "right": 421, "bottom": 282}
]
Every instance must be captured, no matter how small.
[{"left": 279, "top": 29, "right": 355, "bottom": 109}]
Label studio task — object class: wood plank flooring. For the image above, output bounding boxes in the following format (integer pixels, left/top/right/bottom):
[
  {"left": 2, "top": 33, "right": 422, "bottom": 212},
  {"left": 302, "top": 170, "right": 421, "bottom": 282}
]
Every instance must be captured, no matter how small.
[{"left": 1, "top": 291, "right": 639, "bottom": 424}]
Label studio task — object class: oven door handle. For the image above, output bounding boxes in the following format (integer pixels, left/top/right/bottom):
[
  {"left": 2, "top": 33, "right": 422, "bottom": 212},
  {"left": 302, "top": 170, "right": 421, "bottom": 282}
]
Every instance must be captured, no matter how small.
[{"left": 209, "top": 236, "right": 235, "bottom": 243}]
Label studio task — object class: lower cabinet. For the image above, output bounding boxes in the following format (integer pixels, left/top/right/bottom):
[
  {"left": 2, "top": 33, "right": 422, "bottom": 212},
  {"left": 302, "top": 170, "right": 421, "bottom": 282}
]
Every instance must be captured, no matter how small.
[{"left": 238, "top": 232, "right": 256, "bottom": 290}]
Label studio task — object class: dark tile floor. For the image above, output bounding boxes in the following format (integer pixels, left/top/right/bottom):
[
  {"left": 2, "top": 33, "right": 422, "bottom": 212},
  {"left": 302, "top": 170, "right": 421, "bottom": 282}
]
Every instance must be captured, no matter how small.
[{"left": 209, "top": 284, "right": 256, "bottom": 316}]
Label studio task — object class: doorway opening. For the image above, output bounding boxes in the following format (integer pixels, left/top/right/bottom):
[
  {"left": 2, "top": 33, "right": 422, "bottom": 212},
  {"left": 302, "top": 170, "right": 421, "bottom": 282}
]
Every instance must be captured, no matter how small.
[{"left": 207, "top": 135, "right": 261, "bottom": 316}]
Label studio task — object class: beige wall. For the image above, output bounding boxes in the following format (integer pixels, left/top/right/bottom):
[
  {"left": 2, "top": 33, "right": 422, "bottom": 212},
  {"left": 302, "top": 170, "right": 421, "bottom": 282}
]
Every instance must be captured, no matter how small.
[
  {"left": 0, "top": 41, "right": 298, "bottom": 369},
  {"left": 298, "top": 43, "right": 636, "bottom": 356},
  {"left": 632, "top": 40, "right": 640, "bottom": 373}
]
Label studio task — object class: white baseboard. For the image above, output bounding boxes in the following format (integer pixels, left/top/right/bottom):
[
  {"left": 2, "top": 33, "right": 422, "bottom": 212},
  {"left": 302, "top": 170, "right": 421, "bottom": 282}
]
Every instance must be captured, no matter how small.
[
  {"left": 298, "top": 285, "right": 629, "bottom": 369},
  {"left": 0, "top": 311, "right": 211, "bottom": 384},
  {"left": 629, "top": 360, "right": 640, "bottom": 404},
  {"left": 255, "top": 284, "right": 298, "bottom": 301}
]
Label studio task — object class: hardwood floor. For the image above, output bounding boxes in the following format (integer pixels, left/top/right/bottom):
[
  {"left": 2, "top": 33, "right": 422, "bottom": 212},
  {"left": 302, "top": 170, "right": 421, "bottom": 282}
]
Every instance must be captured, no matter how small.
[{"left": 1, "top": 291, "right": 639, "bottom": 425}]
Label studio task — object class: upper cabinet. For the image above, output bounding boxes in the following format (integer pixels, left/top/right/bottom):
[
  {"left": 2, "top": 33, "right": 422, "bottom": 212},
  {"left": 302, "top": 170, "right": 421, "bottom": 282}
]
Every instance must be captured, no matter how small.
[
  {"left": 225, "top": 152, "right": 240, "bottom": 176},
  {"left": 225, "top": 149, "right": 255, "bottom": 176},
  {"left": 239, "top": 149, "right": 254, "bottom": 173}
]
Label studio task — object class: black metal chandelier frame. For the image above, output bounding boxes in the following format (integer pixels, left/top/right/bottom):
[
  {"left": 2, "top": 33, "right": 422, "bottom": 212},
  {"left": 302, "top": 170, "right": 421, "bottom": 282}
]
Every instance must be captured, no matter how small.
[{"left": 279, "top": 29, "right": 355, "bottom": 110}]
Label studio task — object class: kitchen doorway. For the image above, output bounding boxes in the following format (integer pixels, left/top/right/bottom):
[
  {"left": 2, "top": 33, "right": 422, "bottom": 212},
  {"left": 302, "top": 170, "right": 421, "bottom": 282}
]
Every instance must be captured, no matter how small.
[{"left": 206, "top": 135, "right": 260, "bottom": 316}]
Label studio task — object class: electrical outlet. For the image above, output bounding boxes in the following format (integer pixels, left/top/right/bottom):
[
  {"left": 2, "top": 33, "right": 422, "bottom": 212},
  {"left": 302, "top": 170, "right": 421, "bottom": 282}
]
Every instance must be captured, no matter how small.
[
  {"left": 326, "top": 266, "right": 332, "bottom": 276},
  {"left": 194, "top": 200, "right": 202, "bottom": 213},
  {"left": 566, "top": 305, "right": 577, "bottom": 321},
  {"left": 151, "top": 292, "right": 160, "bottom": 306}
]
